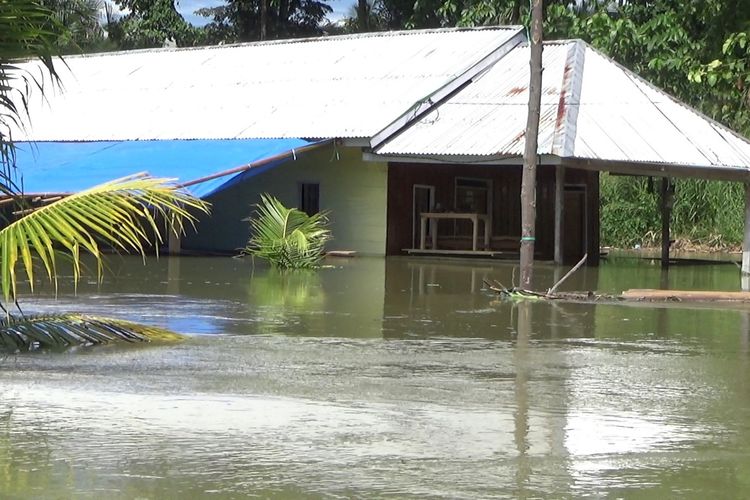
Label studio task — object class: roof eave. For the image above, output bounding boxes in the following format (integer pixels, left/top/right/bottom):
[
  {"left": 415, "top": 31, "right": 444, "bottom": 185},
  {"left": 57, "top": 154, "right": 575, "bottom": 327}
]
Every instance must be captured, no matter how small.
[{"left": 364, "top": 150, "right": 750, "bottom": 181}]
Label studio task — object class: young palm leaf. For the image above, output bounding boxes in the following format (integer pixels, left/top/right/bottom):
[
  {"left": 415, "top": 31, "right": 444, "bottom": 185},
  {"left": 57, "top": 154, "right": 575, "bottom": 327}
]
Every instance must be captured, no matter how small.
[
  {"left": 0, "top": 173, "right": 209, "bottom": 303},
  {"left": 244, "top": 194, "right": 331, "bottom": 269},
  {"left": 0, "top": 174, "right": 209, "bottom": 351}
]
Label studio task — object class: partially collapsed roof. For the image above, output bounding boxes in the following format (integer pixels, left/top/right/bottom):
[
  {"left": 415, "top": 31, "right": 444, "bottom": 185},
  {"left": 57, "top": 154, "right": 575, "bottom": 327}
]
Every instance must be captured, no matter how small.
[
  {"left": 11, "top": 27, "right": 524, "bottom": 142},
  {"left": 372, "top": 40, "right": 750, "bottom": 180}
]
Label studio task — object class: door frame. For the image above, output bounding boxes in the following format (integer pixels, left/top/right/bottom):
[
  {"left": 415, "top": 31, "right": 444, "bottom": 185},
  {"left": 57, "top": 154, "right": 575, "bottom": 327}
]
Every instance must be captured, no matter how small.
[{"left": 413, "top": 184, "right": 435, "bottom": 248}]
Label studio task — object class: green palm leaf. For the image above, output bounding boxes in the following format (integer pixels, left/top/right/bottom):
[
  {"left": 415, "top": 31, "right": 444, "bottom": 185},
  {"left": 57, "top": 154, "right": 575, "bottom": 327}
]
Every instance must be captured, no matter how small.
[
  {"left": 0, "top": 313, "right": 183, "bottom": 352},
  {"left": 244, "top": 194, "right": 331, "bottom": 269},
  {"left": 0, "top": 2, "right": 209, "bottom": 351},
  {"left": 0, "top": 173, "right": 209, "bottom": 302}
]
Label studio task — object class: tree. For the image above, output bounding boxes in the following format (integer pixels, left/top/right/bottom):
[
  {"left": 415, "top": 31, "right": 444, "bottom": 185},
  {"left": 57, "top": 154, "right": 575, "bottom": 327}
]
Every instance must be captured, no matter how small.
[
  {"left": 196, "top": 0, "right": 332, "bottom": 43},
  {"left": 42, "top": 0, "right": 109, "bottom": 53},
  {"left": 108, "top": 0, "right": 202, "bottom": 49},
  {"left": 0, "top": 0, "right": 209, "bottom": 351}
]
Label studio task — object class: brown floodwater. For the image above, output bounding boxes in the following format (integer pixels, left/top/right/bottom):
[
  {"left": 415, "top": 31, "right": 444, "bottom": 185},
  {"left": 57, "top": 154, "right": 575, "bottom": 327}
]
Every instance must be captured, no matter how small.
[{"left": 1, "top": 255, "right": 750, "bottom": 498}]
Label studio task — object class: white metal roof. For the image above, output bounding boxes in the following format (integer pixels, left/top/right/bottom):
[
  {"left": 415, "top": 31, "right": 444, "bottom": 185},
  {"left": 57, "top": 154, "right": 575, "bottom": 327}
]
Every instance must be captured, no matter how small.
[
  {"left": 373, "top": 40, "right": 750, "bottom": 178},
  {"left": 11, "top": 27, "right": 524, "bottom": 141}
]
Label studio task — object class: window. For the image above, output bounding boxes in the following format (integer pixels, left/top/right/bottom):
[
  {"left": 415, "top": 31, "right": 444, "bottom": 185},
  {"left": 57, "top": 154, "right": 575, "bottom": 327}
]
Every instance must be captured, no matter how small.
[
  {"left": 300, "top": 183, "right": 320, "bottom": 216},
  {"left": 454, "top": 178, "right": 490, "bottom": 214},
  {"left": 454, "top": 177, "right": 491, "bottom": 237}
]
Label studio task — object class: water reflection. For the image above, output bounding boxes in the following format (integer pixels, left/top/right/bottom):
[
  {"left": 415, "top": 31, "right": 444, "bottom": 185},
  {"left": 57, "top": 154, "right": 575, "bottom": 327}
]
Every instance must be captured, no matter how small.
[{"left": 3, "top": 255, "right": 750, "bottom": 496}]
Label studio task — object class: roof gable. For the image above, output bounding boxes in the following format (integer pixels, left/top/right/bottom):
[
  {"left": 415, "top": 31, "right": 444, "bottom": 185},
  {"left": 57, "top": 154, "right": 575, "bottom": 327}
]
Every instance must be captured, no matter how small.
[{"left": 373, "top": 40, "right": 750, "bottom": 175}]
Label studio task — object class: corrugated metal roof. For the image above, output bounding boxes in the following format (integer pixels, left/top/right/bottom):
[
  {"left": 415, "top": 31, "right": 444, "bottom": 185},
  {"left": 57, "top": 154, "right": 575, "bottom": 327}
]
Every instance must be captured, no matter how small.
[
  {"left": 374, "top": 40, "right": 750, "bottom": 173},
  {"left": 13, "top": 138, "right": 324, "bottom": 198},
  {"left": 11, "top": 27, "right": 523, "bottom": 142}
]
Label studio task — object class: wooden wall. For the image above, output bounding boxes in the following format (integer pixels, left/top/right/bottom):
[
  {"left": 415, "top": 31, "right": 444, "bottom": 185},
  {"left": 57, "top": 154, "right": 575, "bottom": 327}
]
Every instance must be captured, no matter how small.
[{"left": 386, "top": 162, "right": 600, "bottom": 264}]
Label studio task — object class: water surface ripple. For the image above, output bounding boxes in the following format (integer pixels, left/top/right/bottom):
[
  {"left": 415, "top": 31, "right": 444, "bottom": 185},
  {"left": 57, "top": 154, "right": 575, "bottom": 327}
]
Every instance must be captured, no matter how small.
[{"left": 1, "top": 256, "right": 749, "bottom": 498}]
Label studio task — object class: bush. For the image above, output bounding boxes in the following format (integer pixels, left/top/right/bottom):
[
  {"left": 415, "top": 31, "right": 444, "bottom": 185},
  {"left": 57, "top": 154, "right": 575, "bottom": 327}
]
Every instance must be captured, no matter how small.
[
  {"left": 600, "top": 173, "right": 744, "bottom": 249},
  {"left": 244, "top": 194, "right": 331, "bottom": 269}
]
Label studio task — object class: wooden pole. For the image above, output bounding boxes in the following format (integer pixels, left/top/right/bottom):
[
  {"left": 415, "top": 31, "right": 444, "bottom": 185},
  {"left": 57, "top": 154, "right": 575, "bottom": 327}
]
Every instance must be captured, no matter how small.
[
  {"left": 742, "top": 181, "right": 750, "bottom": 279},
  {"left": 554, "top": 165, "right": 565, "bottom": 264},
  {"left": 660, "top": 178, "right": 672, "bottom": 269},
  {"left": 520, "top": 0, "right": 544, "bottom": 290},
  {"left": 260, "top": 0, "right": 268, "bottom": 40}
]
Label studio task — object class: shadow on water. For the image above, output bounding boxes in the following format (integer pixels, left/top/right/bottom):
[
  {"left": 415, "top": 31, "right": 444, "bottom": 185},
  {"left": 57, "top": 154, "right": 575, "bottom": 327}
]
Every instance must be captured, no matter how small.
[{"left": 3, "top": 255, "right": 750, "bottom": 497}]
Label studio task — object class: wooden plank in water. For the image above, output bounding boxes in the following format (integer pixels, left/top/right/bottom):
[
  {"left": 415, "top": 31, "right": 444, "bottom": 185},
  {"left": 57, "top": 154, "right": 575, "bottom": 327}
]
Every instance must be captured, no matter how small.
[
  {"left": 622, "top": 289, "right": 750, "bottom": 302},
  {"left": 404, "top": 248, "right": 503, "bottom": 257}
]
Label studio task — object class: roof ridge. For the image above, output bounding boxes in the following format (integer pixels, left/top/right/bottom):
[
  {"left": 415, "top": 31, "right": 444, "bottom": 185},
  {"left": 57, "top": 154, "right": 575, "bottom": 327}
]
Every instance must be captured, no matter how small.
[
  {"left": 369, "top": 28, "right": 527, "bottom": 149},
  {"left": 49, "top": 26, "right": 526, "bottom": 61},
  {"left": 551, "top": 40, "right": 585, "bottom": 157}
]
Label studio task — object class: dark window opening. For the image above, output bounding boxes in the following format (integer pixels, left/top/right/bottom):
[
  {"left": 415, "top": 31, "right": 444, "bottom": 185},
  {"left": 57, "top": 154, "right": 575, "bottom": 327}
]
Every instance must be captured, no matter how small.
[{"left": 300, "top": 183, "right": 320, "bottom": 216}]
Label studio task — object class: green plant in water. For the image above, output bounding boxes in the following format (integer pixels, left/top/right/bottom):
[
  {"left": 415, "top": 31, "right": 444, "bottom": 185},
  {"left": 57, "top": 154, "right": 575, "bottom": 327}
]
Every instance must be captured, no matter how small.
[
  {"left": 244, "top": 194, "right": 331, "bottom": 269},
  {"left": 0, "top": 174, "right": 209, "bottom": 351}
]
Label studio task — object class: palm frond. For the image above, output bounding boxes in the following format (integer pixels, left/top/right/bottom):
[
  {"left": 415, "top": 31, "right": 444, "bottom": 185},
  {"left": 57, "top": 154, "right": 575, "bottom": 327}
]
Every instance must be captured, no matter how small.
[
  {"left": 0, "top": 313, "right": 183, "bottom": 352},
  {"left": 244, "top": 194, "right": 331, "bottom": 269},
  {"left": 0, "top": 173, "right": 210, "bottom": 302},
  {"left": 0, "top": 0, "right": 64, "bottom": 181}
]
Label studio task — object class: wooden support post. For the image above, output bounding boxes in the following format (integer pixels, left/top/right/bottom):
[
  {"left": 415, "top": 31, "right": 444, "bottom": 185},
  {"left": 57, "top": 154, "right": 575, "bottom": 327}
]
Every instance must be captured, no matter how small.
[
  {"left": 554, "top": 165, "right": 565, "bottom": 265},
  {"left": 660, "top": 178, "right": 672, "bottom": 269},
  {"left": 743, "top": 182, "right": 750, "bottom": 280}
]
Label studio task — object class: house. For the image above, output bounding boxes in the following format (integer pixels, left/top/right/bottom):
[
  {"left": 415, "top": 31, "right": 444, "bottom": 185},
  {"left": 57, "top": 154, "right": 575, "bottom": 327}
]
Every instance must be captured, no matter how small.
[{"left": 10, "top": 28, "right": 750, "bottom": 266}]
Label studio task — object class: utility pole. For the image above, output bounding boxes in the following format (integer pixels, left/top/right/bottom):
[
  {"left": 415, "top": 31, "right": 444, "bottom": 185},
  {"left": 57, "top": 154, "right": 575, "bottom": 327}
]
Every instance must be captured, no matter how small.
[{"left": 519, "top": 0, "right": 544, "bottom": 289}]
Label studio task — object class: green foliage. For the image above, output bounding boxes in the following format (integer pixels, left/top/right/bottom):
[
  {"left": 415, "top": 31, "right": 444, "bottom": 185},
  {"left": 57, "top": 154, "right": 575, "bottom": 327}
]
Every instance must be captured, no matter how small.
[
  {"left": 195, "top": 0, "right": 332, "bottom": 44},
  {"left": 0, "top": 313, "right": 184, "bottom": 351},
  {"left": 0, "top": 174, "right": 209, "bottom": 303},
  {"left": 600, "top": 174, "right": 659, "bottom": 248},
  {"left": 600, "top": 174, "right": 744, "bottom": 249},
  {"left": 108, "top": 0, "right": 202, "bottom": 49},
  {"left": 42, "top": 0, "right": 109, "bottom": 53},
  {"left": 0, "top": 174, "right": 209, "bottom": 351},
  {"left": 244, "top": 194, "right": 331, "bottom": 269},
  {"left": 0, "top": 0, "right": 62, "bottom": 180}
]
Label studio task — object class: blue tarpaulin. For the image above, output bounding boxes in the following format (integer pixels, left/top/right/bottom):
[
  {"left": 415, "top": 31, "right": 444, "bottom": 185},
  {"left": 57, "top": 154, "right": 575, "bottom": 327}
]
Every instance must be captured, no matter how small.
[{"left": 12, "top": 138, "right": 323, "bottom": 198}]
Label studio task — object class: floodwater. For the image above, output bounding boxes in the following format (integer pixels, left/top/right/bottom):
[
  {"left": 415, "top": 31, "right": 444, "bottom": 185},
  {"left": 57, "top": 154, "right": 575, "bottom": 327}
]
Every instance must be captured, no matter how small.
[{"left": 2, "top": 255, "right": 750, "bottom": 498}]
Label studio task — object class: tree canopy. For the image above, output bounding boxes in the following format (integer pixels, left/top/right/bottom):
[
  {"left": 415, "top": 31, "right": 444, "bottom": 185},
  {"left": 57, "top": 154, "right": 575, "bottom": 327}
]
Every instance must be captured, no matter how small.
[
  {"left": 195, "top": 0, "right": 332, "bottom": 44},
  {"left": 108, "top": 0, "right": 203, "bottom": 49}
]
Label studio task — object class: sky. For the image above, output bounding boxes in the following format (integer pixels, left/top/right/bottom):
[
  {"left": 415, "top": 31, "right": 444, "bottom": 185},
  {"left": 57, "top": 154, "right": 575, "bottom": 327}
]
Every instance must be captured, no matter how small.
[{"left": 176, "top": 0, "right": 356, "bottom": 26}]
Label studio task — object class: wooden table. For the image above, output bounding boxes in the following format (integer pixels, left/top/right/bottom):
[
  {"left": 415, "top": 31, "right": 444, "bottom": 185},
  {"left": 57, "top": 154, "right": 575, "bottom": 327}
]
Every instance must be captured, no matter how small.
[{"left": 419, "top": 212, "right": 491, "bottom": 252}]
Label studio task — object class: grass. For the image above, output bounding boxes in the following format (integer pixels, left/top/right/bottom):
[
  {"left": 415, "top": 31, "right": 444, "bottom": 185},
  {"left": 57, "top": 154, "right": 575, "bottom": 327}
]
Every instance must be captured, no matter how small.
[{"left": 600, "top": 173, "right": 744, "bottom": 250}]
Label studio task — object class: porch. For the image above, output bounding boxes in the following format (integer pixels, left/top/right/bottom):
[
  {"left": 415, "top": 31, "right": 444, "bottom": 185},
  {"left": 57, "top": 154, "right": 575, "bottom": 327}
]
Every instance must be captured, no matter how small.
[{"left": 386, "top": 162, "right": 600, "bottom": 264}]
